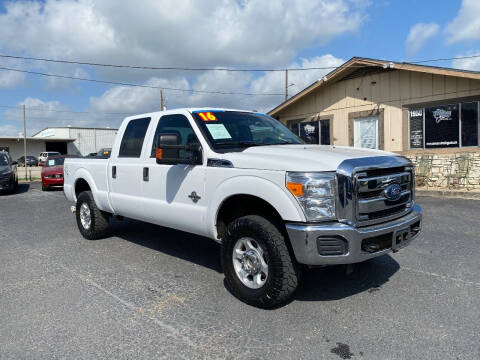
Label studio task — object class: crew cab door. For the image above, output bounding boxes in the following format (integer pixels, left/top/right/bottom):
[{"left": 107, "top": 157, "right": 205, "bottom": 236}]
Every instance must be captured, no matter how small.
[
  {"left": 141, "top": 112, "right": 208, "bottom": 236},
  {"left": 108, "top": 117, "right": 151, "bottom": 219}
]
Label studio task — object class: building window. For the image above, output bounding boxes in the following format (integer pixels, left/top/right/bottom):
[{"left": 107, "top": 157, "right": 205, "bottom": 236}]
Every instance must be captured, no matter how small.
[
  {"left": 320, "top": 119, "right": 331, "bottom": 145},
  {"left": 425, "top": 104, "right": 459, "bottom": 148},
  {"left": 288, "top": 119, "right": 331, "bottom": 145},
  {"left": 409, "top": 101, "right": 479, "bottom": 149},
  {"left": 299, "top": 121, "right": 319, "bottom": 144},
  {"left": 461, "top": 102, "right": 478, "bottom": 147},
  {"left": 118, "top": 117, "right": 151, "bottom": 157},
  {"left": 354, "top": 116, "right": 379, "bottom": 149}
]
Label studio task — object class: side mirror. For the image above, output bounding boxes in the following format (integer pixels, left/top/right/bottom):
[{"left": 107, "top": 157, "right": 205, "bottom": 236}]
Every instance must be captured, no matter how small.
[{"left": 155, "top": 133, "right": 202, "bottom": 165}]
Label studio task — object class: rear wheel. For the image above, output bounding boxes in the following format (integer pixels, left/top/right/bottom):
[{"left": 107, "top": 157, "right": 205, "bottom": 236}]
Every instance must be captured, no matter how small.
[
  {"left": 76, "top": 191, "right": 110, "bottom": 240},
  {"left": 222, "top": 215, "right": 299, "bottom": 308}
]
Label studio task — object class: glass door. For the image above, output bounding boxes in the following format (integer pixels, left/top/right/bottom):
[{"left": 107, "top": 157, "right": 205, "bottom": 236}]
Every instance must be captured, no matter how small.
[{"left": 354, "top": 116, "right": 379, "bottom": 149}]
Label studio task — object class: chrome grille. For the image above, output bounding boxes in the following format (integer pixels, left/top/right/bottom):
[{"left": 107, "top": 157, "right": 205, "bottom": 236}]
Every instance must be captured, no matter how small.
[
  {"left": 336, "top": 156, "right": 414, "bottom": 227},
  {"left": 355, "top": 170, "right": 413, "bottom": 226}
]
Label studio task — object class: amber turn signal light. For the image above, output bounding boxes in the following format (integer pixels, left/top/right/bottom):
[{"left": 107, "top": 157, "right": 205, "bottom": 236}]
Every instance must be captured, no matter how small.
[
  {"left": 156, "top": 148, "right": 163, "bottom": 159},
  {"left": 286, "top": 182, "right": 303, "bottom": 197}
]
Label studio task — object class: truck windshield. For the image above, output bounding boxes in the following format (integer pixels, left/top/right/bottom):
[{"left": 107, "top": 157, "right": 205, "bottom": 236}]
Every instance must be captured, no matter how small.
[{"left": 191, "top": 111, "right": 303, "bottom": 149}]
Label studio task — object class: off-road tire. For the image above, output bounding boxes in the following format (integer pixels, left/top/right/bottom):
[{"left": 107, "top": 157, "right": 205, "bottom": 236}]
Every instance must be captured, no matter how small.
[
  {"left": 222, "top": 215, "right": 299, "bottom": 308},
  {"left": 76, "top": 191, "right": 110, "bottom": 240}
]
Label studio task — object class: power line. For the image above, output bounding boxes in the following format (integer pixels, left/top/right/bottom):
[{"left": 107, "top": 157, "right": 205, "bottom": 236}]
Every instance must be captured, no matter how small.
[
  {"left": 0, "top": 104, "right": 133, "bottom": 115},
  {"left": 0, "top": 53, "right": 365, "bottom": 72},
  {"left": 1, "top": 53, "right": 480, "bottom": 72},
  {"left": 0, "top": 66, "right": 284, "bottom": 96}
]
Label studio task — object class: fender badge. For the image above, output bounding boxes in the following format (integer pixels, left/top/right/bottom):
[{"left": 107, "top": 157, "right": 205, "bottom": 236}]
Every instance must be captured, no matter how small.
[{"left": 188, "top": 191, "right": 201, "bottom": 203}]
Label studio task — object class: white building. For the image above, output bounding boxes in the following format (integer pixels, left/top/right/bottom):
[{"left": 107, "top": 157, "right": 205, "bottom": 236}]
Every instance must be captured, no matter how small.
[{"left": 0, "top": 126, "right": 118, "bottom": 159}]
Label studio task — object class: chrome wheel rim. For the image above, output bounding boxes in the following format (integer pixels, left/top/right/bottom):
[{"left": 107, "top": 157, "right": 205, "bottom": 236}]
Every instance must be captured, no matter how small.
[
  {"left": 79, "top": 203, "right": 91, "bottom": 230},
  {"left": 232, "top": 237, "right": 268, "bottom": 289}
]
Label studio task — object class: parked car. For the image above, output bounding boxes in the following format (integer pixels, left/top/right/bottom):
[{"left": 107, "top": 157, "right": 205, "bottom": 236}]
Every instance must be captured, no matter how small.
[
  {"left": 38, "top": 151, "right": 60, "bottom": 166},
  {"left": 17, "top": 155, "right": 38, "bottom": 167},
  {"left": 41, "top": 155, "right": 65, "bottom": 191},
  {"left": 64, "top": 108, "right": 423, "bottom": 308},
  {"left": 0, "top": 150, "right": 18, "bottom": 194}
]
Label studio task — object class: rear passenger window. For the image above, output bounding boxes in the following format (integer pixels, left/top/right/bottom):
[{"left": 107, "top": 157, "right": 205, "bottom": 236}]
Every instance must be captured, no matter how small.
[{"left": 119, "top": 117, "right": 151, "bottom": 157}]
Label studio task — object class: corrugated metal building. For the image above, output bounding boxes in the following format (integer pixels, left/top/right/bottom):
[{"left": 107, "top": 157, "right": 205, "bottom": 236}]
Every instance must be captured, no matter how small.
[
  {"left": 269, "top": 57, "right": 480, "bottom": 155},
  {"left": 33, "top": 126, "right": 118, "bottom": 156},
  {"left": 0, "top": 126, "right": 118, "bottom": 159}
]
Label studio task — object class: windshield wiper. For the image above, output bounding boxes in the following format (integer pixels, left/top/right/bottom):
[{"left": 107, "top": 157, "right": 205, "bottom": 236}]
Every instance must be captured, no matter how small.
[{"left": 215, "top": 141, "right": 264, "bottom": 148}]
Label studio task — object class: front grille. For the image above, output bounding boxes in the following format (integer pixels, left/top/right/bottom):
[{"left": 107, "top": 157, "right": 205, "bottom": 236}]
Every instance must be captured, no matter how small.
[
  {"left": 336, "top": 156, "right": 415, "bottom": 227},
  {"left": 355, "top": 168, "right": 413, "bottom": 226}
]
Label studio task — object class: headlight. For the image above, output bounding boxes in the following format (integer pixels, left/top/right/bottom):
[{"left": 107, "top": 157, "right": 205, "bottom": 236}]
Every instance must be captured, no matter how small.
[{"left": 286, "top": 172, "right": 336, "bottom": 222}]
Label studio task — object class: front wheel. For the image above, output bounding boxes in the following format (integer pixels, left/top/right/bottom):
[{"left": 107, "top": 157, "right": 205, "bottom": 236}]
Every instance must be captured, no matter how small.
[
  {"left": 75, "top": 191, "right": 110, "bottom": 240},
  {"left": 221, "top": 215, "right": 299, "bottom": 308}
]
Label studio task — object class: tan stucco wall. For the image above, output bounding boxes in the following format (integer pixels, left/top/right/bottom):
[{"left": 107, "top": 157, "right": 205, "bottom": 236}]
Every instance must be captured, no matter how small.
[{"left": 275, "top": 69, "right": 480, "bottom": 152}]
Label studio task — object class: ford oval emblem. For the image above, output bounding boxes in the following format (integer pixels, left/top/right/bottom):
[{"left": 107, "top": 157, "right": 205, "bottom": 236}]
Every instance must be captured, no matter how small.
[{"left": 385, "top": 183, "right": 402, "bottom": 201}]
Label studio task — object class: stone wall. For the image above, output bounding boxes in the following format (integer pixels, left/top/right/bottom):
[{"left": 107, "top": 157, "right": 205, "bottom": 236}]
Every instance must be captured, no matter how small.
[{"left": 406, "top": 152, "right": 480, "bottom": 189}]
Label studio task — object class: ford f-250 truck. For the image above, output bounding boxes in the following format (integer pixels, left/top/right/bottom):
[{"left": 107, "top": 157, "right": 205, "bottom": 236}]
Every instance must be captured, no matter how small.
[{"left": 64, "top": 108, "right": 422, "bottom": 308}]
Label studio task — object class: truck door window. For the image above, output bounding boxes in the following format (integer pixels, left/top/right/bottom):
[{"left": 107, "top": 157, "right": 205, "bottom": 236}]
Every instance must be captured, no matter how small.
[
  {"left": 151, "top": 114, "right": 199, "bottom": 159},
  {"left": 118, "top": 117, "right": 151, "bottom": 157}
]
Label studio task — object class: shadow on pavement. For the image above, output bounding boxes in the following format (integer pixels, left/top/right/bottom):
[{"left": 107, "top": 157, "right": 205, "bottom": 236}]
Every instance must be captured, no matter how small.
[
  {"left": 112, "top": 217, "right": 400, "bottom": 304},
  {"left": 294, "top": 255, "right": 399, "bottom": 302},
  {"left": 0, "top": 183, "right": 30, "bottom": 195},
  {"left": 113, "top": 218, "right": 222, "bottom": 273}
]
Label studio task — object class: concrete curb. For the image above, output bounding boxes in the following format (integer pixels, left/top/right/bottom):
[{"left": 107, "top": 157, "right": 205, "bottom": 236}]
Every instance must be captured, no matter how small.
[{"left": 417, "top": 189, "right": 480, "bottom": 200}]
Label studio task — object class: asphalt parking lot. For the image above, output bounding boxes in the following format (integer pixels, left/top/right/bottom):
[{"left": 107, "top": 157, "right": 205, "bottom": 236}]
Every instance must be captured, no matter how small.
[{"left": 0, "top": 183, "right": 479, "bottom": 359}]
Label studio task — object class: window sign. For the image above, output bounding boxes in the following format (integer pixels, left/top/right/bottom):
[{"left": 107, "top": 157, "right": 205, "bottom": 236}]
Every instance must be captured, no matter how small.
[
  {"left": 409, "top": 109, "right": 424, "bottom": 149},
  {"left": 424, "top": 105, "right": 459, "bottom": 148},
  {"left": 299, "top": 121, "right": 319, "bottom": 144}
]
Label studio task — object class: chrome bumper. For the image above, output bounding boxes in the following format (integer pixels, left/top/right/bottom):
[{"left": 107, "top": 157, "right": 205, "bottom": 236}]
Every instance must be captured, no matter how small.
[{"left": 285, "top": 204, "right": 422, "bottom": 266}]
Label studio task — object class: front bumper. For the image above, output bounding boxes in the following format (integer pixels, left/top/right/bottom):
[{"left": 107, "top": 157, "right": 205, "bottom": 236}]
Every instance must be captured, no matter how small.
[{"left": 286, "top": 204, "right": 422, "bottom": 265}]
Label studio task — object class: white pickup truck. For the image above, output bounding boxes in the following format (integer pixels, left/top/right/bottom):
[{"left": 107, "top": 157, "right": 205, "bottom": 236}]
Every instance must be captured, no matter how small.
[{"left": 64, "top": 108, "right": 422, "bottom": 308}]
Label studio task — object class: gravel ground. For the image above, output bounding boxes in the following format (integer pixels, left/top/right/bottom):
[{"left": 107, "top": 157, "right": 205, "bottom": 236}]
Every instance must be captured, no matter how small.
[{"left": 0, "top": 182, "right": 479, "bottom": 359}]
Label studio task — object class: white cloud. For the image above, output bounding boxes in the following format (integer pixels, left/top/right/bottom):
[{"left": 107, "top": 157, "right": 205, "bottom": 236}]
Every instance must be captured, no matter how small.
[
  {"left": 0, "top": 0, "right": 367, "bottom": 83},
  {"left": 88, "top": 54, "right": 344, "bottom": 114},
  {"left": 452, "top": 51, "right": 480, "bottom": 71},
  {"left": 0, "top": 124, "right": 21, "bottom": 136},
  {"left": 0, "top": 70, "right": 25, "bottom": 88},
  {"left": 445, "top": 0, "right": 480, "bottom": 43},
  {"left": 406, "top": 22, "right": 439, "bottom": 56}
]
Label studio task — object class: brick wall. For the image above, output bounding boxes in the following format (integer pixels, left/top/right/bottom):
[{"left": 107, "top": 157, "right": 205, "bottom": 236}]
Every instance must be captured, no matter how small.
[{"left": 406, "top": 152, "right": 480, "bottom": 189}]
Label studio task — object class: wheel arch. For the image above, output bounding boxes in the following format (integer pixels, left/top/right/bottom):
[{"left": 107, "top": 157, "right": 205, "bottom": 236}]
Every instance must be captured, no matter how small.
[{"left": 208, "top": 176, "right": 305, "bottom": 241}]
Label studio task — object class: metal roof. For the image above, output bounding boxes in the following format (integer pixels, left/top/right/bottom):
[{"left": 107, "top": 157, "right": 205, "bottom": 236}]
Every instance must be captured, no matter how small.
[
  {"left": 31, "top": 126, "right": 118, "bottom": 137},
  {"left": 268, "top": 56, "right": 480, "bottom": 116},
  {"left": 0, "top": 136, "right": 75, "bottom": 142}
]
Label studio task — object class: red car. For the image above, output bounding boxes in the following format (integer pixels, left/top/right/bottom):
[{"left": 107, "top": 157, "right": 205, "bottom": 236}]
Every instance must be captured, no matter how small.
[{"left": 41, "top": 155, "right": 66, "bottom": 191}]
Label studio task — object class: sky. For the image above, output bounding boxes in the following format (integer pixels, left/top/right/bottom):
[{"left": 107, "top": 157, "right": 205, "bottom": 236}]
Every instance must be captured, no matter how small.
[{"left": 0, "top": 0, "right": 480, "bottom": 136}]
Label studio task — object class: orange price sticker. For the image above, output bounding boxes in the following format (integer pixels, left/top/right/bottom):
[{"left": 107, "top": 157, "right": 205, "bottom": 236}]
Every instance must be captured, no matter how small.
[{"left": 197, "top": 112, "right": 217, "bottom": 121}]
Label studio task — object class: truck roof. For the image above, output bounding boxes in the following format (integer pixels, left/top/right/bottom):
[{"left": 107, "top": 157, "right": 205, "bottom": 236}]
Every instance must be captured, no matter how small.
[{"left": 123, "top": 107, "right": 265, "bottom": 120}]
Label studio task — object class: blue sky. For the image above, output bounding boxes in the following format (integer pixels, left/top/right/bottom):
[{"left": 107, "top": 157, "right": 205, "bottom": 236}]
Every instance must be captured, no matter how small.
[{"left": 0, "top": 0, "right": 479, "bottom": 135}]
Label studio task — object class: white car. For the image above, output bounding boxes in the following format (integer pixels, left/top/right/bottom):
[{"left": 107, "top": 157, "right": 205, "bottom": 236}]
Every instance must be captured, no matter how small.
[
  {"left": 39, "top": 151, "right": 60, "bottom": 166},
  {"left": 63, "top": 108, "right": 422, "bottom": 308}
]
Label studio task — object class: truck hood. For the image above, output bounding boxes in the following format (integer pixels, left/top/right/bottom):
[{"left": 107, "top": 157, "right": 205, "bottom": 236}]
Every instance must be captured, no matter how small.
[{"left": 219, "top": 145, "right": 398, "bottom": 172}]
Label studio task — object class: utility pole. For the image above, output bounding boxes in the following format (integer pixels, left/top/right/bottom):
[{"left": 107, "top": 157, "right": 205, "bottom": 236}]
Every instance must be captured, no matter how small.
[
  {"left": 285, "top": 69, "right": 288, "bottom": 101},
  {"left": 23, "top": 104, "right": 27, "bottom": 180},
  {"left": 160, "top": 89, "right": 165, "bottom": 111}
]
